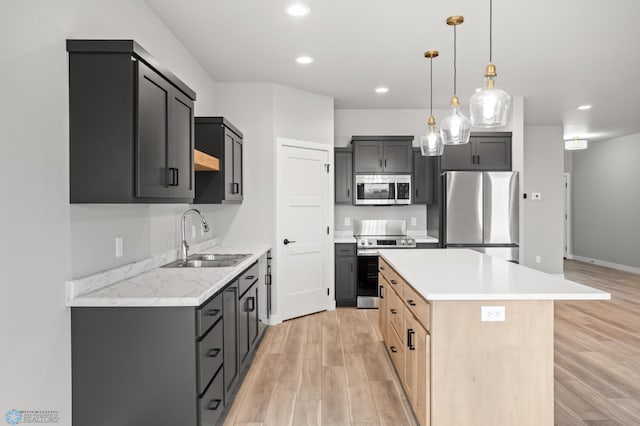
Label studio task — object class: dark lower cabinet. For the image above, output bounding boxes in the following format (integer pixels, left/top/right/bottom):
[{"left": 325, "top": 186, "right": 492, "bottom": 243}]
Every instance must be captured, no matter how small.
[
  {"left": 67, "top": 39, "right": 195, "bottom": 203},
  {"left": 335, "top": 244, "right": 357, "bottom": 307},
  {"left": 71, "top": 261, "right": 266, "bottom": 426},
  {"left": 223, "top": 282, "right": 239, "bottom": 404}
]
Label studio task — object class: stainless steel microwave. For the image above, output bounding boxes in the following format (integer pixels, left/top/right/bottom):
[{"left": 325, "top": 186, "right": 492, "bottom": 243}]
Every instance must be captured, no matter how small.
[{"left": 355, "top": 175, "right": 411, "bottom": 205}]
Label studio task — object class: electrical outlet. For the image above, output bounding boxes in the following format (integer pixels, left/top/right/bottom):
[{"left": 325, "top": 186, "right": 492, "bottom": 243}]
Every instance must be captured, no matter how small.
[
  {"left": 532, "top": 192, "right": 542, "bottom": 200},
  {"left": 191, "top": 225, "right": 196, "bottom": 238},
  {"left": 410, "top": 217, "right": 417, "bottom": 226},
  {"left": 481, "top": 306, "right": 506, "bottom": 322},
  {"left": 344, "top": 217, "right": 351, "bottom": 227},
  {"left": 536, "top": 255, "right": 542, "bottom": 264},
  {"left": 115, "top": 236, "right": 124, "bottom": 258}
]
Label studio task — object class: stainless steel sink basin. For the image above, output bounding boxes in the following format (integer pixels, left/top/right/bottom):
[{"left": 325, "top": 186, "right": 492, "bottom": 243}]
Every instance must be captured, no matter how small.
[
  {"left": 162, "top": 253, "right": 250, "bottom": 268},
  {"left": 189, "top": 253, "right": 250, "bottom": 261}
]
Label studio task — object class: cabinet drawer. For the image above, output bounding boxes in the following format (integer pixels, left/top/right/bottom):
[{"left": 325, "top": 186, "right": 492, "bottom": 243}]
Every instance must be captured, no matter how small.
[
  {"left": 388, "top": 287, "right": 405, "bottom": 342},
  {"left": 387, "top": 322, "right": 405, "bottom": 379},
  {"left": 198, "top": 366, "right": 224, "bottom": 426},
  {"left": 404, "top": 284, "right": 432, "bottom": 333},
  {"left": 335, "top": 244, "right": 356, "bottom": 256},
  {"left": 239, "top": 262, "right": 259, "bottom": 296},
  {"left": 197, "top": 293, "right": 223, "bottom": 338},
  {"left": 379, "top": 258, "right": 404, "bottom": 299},
  {"left": 198, "top": 320, "right": 224, "bottom": 395}
]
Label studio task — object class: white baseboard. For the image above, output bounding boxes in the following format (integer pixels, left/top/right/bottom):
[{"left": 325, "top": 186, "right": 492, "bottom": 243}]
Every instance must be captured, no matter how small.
[
  {"left": 552, "top": 274, "right": 565, "bottom": 279},
  {"left": 571, "top": 255, "right": 640, "bottom": 275}
]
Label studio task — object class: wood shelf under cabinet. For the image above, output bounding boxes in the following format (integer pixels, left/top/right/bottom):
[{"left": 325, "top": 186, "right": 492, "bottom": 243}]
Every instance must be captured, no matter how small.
[{"left": 194, "top": 149, "right": 220, "bottom": 172}]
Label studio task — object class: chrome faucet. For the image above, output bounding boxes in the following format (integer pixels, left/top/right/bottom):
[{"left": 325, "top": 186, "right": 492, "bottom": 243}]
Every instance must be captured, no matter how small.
[{"left": 181, "top": 209, "right": 210, "bottom": 261}]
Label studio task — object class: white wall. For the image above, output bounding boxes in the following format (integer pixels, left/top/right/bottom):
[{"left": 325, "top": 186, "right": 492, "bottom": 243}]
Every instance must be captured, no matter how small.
[
  {"left": 213, "top": 83, "right": 334, "bottom": 319},
  {"left": 522, "top": 126, "right": 565, "bottom": 274},
  {"left": 572, "top": 133, "right": 640, "bottom": 270},
  {"left": 0, "top": 0, "right": 219, "bottom": 421}
]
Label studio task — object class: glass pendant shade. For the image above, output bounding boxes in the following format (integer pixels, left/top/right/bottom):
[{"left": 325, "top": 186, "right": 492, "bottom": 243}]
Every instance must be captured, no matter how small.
[
  {"left": 470, "top": 68, "right": 511, "bottom": 127},
  {"left": 420, "top": 117, "right": 443, "bottom": 156},
  {"left": 441, "top": 97, "right": 471, "bottom": 145}
]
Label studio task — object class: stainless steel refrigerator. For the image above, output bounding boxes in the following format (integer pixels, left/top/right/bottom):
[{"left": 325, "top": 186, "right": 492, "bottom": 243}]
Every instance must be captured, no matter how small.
[{"left": 441, "top": 171, "right": 519, "bottom": 262}]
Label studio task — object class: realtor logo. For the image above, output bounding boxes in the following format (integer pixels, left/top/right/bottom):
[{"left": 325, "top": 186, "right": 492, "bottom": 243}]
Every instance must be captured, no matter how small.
[{"left": 5, "top": 410, "right": 22, "bottom": 425}]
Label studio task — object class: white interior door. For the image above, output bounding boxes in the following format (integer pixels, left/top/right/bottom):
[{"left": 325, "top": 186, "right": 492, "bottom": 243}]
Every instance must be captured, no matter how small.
[{"left": 276, "top": 138, "right": 332, "bottom": 322}]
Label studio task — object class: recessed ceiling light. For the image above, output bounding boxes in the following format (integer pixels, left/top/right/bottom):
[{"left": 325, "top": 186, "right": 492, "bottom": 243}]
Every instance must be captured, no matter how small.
[
  {"left": 577, "top": 105, "right": 592, "bottom": 110},
  {"left": 295, "top": 55, "right": 314, "bottom": 64},
  {"left": 375, "top": 87, "right": 389, "bottom": 94},
  {"left": 285, "top": 3, "right": 310, "bottom": 17}
]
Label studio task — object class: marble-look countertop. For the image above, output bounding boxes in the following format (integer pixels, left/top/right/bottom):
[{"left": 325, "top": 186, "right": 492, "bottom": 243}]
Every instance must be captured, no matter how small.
[
  {"left": 66, "top": 241, "right": 271, "bottom": 307},
  {"left": 379, "top": 248, "right": 610, "bottom": 301}
]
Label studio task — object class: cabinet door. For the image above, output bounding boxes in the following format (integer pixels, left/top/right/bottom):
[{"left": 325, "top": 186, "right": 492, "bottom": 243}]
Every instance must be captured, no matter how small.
[
  {"left": 404, "top": 313, "right": 417, "bottom": 403},
  {"left": 168, "top": 89, "right": 194, "bottom": 198},
  {"left": 335, "top": 151, "right": 353, "bottom": 204},
  {"left": 232, "top": 136, "right": 243, "bottom": 200},
  {"left": 136, "top": 61, "right": 171, "bottom": 198},
  {"left": 383, "top": 140, "right": 412, "bottom": 173},
  {"left": 441, "top": 142, "right": 474, "bottom": 171},
  {"left": 354, "top": 141, "right": 384, "bottom": 173},
  {"left": 413, "top": 149, "right": 430, "bottom": 204},
  {"left": 414, "top": 323, "right": 430, "bottom": 426},
  {"left": 238, "top": 291, "right": 249, "bottom": 365},
  {"left": 335, "top": 255, "right": 356, "bottom": 306},
  {"left": 378, "top": 279, "right": 388, "bottom": 342},
  {"left": 223, "top": 131, "right": 236, "bottom": 201},
  {"left": 473, "top": 136, "right": 512, "bottom": 171},
  {"left": 223, "top": 283, "right": 239, "bottom": 403},
  {"left": 248, "top": 284, "right": 259, "bottom": 350}
]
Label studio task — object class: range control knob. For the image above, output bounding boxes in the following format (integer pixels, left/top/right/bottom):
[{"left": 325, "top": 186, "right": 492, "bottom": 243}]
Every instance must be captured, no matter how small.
[
  {"left": 368, "top": 240, "right": 373, "bottom": 246},
  {"left": 400, "top": 239, "right": 406, "bottom": 245}
]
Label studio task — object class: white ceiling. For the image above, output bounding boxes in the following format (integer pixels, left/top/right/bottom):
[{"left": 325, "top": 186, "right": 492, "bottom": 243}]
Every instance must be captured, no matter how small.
[{"left": 146, "top": 0, "right": 640, "bottom": 142}]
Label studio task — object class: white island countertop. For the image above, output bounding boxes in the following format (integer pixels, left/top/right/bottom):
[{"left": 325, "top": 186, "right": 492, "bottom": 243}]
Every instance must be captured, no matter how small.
[
  {"left": 66, "top": 244, "right": 271, "bottom": 307},
  {"left": 379, "top": 249, "right": 610, "bottom": 301}
]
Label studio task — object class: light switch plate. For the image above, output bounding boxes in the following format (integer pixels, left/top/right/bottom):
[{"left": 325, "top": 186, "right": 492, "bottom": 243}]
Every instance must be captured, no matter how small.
[
  {"left": 411, "top": 217, "right": 417, "bottom": 226},
  {"left": 115, "top": 236, "right": 124, "bottom": 258},
  {"left": 481, "top": 306, "right": 506, "bottom": 322}
]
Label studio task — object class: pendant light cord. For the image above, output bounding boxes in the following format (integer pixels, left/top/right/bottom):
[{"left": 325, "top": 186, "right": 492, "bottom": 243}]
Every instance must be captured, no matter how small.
[
  {"left": 453, "top": 24, "right": 457, "bottom": 96},
  {"left": 429, "top": 57, "right": 433, "bottom": 116},
  {"left": 489, "top": 0, "right": 493, "bottom": 63}
]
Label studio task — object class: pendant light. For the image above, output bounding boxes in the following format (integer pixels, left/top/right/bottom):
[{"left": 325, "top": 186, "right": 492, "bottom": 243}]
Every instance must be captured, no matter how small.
[
  {"left": 469, "top": 0, "right": 511, "bottom": 127},
  {"left": 420, "top": 50, "right": 444, "bottom": 156},
  {"left": 441, "top": 16, "right": 471, "bottom": 145}
]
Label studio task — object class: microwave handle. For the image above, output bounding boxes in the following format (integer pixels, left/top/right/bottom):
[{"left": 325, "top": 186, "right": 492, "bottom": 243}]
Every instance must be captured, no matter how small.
[{"left": 390, "top": 182, "right": 396, "bottom": 200}]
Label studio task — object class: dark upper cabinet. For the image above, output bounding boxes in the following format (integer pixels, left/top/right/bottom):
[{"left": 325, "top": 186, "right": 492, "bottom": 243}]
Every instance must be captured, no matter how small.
[
  {"left": 352, "top": 136, "right": 413, "bottom": 174},
  {"left": 335, "top": 244, "right": 357, "bottom": 307},
  {"left": 194, "top": 117, "right": 244, "bottom": 204},
  {"left": 413, "top": 148, "right": 432, "bottom": 205},
  {"left": 441, "top": 132, "right": 512, "bottom": 171},
  {"left": 335, "top": 148, "right": 353, "bottom": 204},
  {"left": 67, "top": 40, "right": 196, "bottom": 203}
]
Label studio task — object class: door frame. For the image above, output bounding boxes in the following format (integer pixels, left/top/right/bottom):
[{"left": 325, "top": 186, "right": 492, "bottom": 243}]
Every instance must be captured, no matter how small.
[
  {"left": 272, "top": 137, "right": 334, "bottom": 324},
  {"left": 563, "top": 172, "right": 572, "bottom": 259}
]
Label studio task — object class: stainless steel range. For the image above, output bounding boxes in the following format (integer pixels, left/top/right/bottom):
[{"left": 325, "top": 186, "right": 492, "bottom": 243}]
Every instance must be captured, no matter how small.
[{"left": 354, "top": 220, "right": 416, "bottom": 308}]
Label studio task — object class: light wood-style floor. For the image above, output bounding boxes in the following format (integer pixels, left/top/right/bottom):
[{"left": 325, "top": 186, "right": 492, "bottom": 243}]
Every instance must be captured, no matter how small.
[
  {"left": 225, "top": 260, "right": 640, "bottom": 425},
  {"left": 555, "top": 260, "right": 640, "bottom": 425},
  {"left": 224, "top": 308, "right": 416, "bottom": 426}
]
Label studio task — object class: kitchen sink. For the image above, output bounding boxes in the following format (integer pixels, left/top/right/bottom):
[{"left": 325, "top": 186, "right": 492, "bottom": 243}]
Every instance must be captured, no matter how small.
[{"left": 162, "top": 253, "right": 250, "bottom": 268}]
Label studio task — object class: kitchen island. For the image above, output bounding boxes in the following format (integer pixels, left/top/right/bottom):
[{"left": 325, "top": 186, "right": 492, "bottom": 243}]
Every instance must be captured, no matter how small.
[{"left": 377, "top": 249, "right": 610, "bottom": 426}]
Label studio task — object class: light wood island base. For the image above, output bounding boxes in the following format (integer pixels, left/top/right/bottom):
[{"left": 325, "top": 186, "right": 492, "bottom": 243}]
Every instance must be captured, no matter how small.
[{"left": 377, "top": 249, "right": 609, "bottom": 426}]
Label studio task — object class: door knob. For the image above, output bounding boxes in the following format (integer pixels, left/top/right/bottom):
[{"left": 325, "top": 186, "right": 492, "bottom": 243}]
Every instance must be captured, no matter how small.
[{"left": 283, "top": 238, "right": 296, "bottom": 245}]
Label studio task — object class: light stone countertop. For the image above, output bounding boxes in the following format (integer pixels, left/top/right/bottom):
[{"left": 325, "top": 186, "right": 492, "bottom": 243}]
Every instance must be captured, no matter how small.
[
  {"left": 66, "top": 242, "right": 271, "bottom": 307},
  {"left": 379, "top": 248, "right": 610, "bottom": 301}
]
